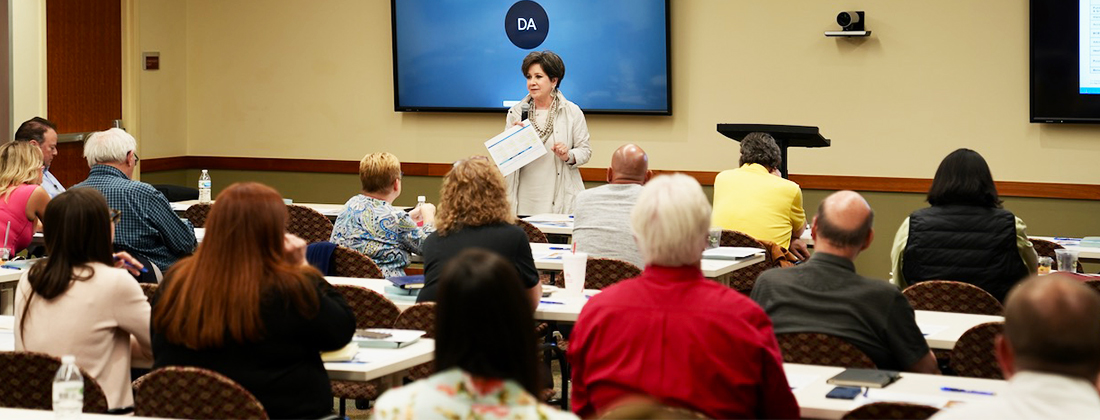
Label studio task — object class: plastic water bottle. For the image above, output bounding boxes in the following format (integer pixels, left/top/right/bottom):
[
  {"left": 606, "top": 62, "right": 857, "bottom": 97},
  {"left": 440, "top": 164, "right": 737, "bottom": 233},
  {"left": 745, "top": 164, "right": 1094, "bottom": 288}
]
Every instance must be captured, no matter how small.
[
  {"left": 52, "top": 355, "right": 83, "bottom": 419},
  {"left": 198, "top": 169, "right": 212, "bottom": 203},
  {"left": 416, "top": 196, "right": 426, "bottom": 227}
]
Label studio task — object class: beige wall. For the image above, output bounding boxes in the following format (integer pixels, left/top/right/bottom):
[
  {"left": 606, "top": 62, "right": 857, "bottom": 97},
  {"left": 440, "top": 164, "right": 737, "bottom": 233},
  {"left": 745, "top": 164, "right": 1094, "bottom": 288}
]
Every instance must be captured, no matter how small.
[
  {"left": 11, "top": 0, "right": 46, "bottom": 132},
  {"left": 129, "top": 0, "right": 1100, "bottom": 186},
  {"left": 132, "top": 0, "right": 188, "bottom": 159}
]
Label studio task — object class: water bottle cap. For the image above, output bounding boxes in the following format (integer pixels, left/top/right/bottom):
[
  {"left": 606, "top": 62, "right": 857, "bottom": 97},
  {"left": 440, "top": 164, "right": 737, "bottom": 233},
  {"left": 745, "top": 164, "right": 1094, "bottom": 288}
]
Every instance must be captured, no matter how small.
[{"left": 61, "top": 355, "right": 75, "bottom": 364}]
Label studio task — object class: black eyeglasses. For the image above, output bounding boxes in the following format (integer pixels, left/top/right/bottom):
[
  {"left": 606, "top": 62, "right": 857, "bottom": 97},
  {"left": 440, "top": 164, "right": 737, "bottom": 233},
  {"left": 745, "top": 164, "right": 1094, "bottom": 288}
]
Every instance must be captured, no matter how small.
[{"left": 110, "top": 208, "right": 121, "bottom": 223}]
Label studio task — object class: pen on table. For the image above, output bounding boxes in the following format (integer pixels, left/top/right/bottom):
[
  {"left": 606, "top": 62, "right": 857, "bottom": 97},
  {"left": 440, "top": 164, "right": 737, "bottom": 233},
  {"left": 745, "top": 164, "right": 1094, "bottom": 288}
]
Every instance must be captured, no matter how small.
[
  {"left": 115, "top": 257, "right": 148, "bottom": 273},
  {"left": 1053, "top": 237, "right": 1079, "bottom": 241},
  {"left": 540, "top": 300, "right": 565, "bottom": 305},
  {"left": 548, "top": 246, "right": 570, "bottom": 250},
  {"left": 940, "top": 387, "right": 995, "bottom": 396}
]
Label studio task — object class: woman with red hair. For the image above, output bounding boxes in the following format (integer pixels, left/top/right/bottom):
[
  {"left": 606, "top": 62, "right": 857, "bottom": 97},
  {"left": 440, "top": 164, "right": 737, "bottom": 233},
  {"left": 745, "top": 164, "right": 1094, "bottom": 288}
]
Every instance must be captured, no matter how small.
[{"left": 151, "top": 182, "right": 355, "bottom": 419}]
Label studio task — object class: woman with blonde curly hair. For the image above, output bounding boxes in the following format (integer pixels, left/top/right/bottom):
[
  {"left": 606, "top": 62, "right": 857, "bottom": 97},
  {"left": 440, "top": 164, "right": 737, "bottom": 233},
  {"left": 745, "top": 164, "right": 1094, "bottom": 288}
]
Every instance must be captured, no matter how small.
[
  {"left": 416, "top": 156, "right": 540, "bottom": 309},
  {"left": 0, "top": 141, "right": 49, "bottom": 255}
]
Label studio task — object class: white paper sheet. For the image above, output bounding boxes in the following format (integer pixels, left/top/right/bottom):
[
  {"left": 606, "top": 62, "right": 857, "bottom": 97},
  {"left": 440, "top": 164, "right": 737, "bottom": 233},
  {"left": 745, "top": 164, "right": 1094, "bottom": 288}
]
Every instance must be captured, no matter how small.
[
  {"left": 786, "top": 373, "right": 819, "bottom": 392},
  {"left": 485, "top": 122, "right": 547, "bottom": 176}
]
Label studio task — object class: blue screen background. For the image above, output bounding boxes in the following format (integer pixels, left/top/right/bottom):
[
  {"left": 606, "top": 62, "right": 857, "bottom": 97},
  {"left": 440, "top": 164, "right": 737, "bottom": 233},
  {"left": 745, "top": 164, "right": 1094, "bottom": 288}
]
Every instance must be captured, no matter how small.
[{"left": 394, "top": 0, "right": 669, "bottom": 113}]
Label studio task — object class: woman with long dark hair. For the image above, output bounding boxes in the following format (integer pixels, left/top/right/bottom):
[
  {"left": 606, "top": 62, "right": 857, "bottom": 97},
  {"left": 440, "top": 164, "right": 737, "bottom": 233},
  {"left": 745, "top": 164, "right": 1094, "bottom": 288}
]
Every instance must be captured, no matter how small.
[
  {"left": 372, "top": 249, "right": 576, "bottom": 420},
  {"left": 891, "top": 148, "right": 1038, "bottom": 301},
  {"left": 15, "top": 188, "right": 151, "bottom": 412},
  {"left": 151, "top": 182, "right": 355, "bottom": 419}
]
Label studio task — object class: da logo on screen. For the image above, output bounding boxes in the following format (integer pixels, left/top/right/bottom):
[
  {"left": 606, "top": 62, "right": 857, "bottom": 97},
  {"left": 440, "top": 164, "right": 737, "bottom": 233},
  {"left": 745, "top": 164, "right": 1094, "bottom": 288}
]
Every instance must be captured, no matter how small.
[{"left": 505, "top": 1, "right": 549, "bottom": 50}]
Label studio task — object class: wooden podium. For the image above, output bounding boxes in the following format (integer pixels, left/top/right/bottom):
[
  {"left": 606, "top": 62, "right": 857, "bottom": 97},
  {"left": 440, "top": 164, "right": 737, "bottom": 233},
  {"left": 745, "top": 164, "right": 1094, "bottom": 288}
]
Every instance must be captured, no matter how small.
[{"left": 716, "top": 124, "right": 831, "bottom": 178}]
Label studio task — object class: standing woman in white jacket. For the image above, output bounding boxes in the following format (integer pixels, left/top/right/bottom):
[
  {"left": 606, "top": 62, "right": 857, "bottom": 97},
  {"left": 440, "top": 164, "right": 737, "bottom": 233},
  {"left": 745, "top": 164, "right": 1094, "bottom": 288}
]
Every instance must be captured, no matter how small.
[{"left": 505, "top": 50, "right": 591, "bottom": 215}]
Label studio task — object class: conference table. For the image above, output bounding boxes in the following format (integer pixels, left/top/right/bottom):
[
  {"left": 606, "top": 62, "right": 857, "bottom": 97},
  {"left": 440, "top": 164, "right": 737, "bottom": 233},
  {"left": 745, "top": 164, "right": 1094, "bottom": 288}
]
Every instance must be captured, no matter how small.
[
  {"left": 329, "top": 277, "right": 1000, "bottom": 350},
  {"left": 0, "top": 266, "right": 30, "bottom": 316},
  {"left": 521, "top": 214, "right": 574, "bottom": 236},
  {"left": 171, "top": 200, "right": 347, "bottom": 218},
  {"left": 1030, "top": 236, "right": 1100, "bottom": 262},
  {"left": 785, "top": 363, "right": 1006, "bottom": 419},
  {"left": 0, "top": 314, "right": 433, "bottom": 387}
]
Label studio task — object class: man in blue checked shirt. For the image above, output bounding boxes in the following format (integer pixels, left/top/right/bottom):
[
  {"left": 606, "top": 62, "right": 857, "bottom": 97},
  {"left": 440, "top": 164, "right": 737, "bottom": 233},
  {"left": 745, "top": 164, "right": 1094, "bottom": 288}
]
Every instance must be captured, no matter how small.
[{"left": 74, "top": 128, "right": 196, "bottom": 273}]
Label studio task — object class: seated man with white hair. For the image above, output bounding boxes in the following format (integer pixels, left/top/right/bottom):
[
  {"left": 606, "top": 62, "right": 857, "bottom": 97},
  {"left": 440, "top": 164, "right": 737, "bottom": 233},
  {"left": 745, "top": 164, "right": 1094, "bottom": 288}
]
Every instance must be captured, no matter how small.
[
  {"left": 567, "top": 174, "right": 798, "bottom": 419},
  {"left": 74, "top": 128, "right": 196, "bottom": 273}
]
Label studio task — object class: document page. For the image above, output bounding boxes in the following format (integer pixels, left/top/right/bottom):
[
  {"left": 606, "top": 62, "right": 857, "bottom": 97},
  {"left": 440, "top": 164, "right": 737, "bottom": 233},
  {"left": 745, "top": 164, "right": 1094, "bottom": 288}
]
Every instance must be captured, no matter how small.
[{"left": 485, "top": 122, "right": 547, "bottom": 176}]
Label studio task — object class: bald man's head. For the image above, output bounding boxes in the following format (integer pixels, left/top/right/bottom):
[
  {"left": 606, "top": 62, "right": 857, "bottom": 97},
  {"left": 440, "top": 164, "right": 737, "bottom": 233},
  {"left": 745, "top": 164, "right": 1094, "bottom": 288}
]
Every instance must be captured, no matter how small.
[
  {"left": 1003, "top": 274, "right": 1100, "bottom": 380},
  {"left": 814, "top": 190, "right": 874, "bottom": 250},
  {"left": 608, "top": 144, "right": 649, "bottom": 184}
]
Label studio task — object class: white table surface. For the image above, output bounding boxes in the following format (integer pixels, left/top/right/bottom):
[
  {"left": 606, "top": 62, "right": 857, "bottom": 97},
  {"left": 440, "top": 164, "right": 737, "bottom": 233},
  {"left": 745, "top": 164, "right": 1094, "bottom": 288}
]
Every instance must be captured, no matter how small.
[
  {"left": 528, "top": 243, "right": 765, "bottom": 278},
  {"left": 323, "top": 339, "right": 434, "bottom": 382},
  {"left": 915, "top": 310, "right": 1003, "bottom": 350},
  {"left": 521, "top": 214, "right": 574, "bottom": 235},
  {"left": 785, "top": 363, "right": 1006, "bottom": 419}
]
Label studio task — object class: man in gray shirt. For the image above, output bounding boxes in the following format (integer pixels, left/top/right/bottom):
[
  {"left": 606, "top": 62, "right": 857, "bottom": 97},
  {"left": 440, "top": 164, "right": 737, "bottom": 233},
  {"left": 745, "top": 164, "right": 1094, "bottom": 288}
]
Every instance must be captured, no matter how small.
[
  {"left": 572, "top": 144, "right": 651, "bottom": 268},
  {"left": 751, "top": 191, "right": 939, "bottom": 373}
]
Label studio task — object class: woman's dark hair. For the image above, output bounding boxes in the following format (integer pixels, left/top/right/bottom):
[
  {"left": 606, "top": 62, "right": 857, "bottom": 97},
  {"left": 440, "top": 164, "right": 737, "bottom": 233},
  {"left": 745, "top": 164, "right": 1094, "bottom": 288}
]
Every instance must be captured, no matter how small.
[
  {"left": 521, "top": 50, "right": 565, "bottom": 89},
  {"left": 20, "top": 188, "right": 115, "bottom": 334},
  {"left": 927, "top": 148, "right": 1002, "bottom": 208},
  {"left": 738, "top": 132, "right": 782, "bottom": 170},
  {"left": 434, "top": 248, "right": 539, "bottom": 395}
]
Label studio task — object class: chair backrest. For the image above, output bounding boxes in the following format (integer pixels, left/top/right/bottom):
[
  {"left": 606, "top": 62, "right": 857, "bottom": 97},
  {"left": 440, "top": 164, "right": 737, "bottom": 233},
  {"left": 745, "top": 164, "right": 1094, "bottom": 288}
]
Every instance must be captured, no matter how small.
[
  {"left": 286, "top": 205, "right": 334, "bottom": 244},
  {"left": 1084, "top": 279, "right": 1100, "bottom": 295},
  {"left": 183, "top": 203, "right": 212, "bottom": 228},
  {"left": 841, "top": 402, "right": 939, "bottom": 420},
  {"left": 585, "top": 257, "right": 642, "bottom": 290},
  {"left": 515, "top": 219, "right": 549, "bottom": 243},
  {"left": 330, "top": 245, "right": 384, "bottom": 278},
  {"left": 719, "top": 230, "right": 778, "bottom": 294},
  {"left": 776, "top": 332, "right": 876, "bottom": 369},
  {"left": 0, "top": 351, "right": 109, "bottom": 413},
  {"left": 949, "top": 321, "right": 1005, "bottom": 380},
  {"left": 393, "top": 302, "right": 437, "bottom": 338},
  {"left": 139, "top": 283, "right": 159, "bottom": 304},
  {"left": 333, "top": 284, "right": 401, "bottom": 329},
  {"left": 1029, "top": 238, "right": 1084, "bottom": 272},
  {"left": 134, "top": 366, "right": 268, "bottom": 419},
  {"left": 902, "top": 280, "right": 1004, "bottom": 315}
]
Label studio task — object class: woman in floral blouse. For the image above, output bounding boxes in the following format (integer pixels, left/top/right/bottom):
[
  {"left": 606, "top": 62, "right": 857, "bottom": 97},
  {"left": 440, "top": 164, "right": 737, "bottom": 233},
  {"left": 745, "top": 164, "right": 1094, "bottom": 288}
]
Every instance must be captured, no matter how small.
[
  {"left": 371, "top": 249, "right": 576, "bottom": 420},
  {"left": 330, "top": 152, "right": 435, "bottom": 277}
]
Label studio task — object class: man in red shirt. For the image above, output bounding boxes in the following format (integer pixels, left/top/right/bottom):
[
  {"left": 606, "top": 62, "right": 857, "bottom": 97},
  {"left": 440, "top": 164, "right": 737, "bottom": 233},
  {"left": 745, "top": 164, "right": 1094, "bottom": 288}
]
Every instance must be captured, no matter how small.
[{"left": 568, "top": 174, "right": 799, "bottom": 419}]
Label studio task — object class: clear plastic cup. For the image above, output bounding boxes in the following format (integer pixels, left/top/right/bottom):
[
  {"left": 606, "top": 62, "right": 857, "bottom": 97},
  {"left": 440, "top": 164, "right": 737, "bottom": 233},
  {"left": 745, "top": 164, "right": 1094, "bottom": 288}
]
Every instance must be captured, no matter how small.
[{"left": 1055, "top": 248, "right": 1079, "bottom": 273}]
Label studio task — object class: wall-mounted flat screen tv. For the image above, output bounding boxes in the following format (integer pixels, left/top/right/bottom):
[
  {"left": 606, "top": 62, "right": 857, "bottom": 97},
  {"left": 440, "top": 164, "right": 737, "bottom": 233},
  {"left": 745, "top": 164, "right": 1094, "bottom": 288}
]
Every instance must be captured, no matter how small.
[
  {"left": 1031, "top": 0, "right": 1100, "bottom": 123},
  {"left": 391, "top": 0, "right": 671, "bottom": 115}
]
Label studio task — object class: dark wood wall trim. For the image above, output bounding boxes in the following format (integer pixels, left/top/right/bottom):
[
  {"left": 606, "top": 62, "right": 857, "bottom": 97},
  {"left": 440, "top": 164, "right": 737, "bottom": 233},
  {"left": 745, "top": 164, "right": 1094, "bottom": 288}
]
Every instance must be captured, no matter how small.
[{"left": 141, "top": 156, "right": 1100, "bottom": 200}]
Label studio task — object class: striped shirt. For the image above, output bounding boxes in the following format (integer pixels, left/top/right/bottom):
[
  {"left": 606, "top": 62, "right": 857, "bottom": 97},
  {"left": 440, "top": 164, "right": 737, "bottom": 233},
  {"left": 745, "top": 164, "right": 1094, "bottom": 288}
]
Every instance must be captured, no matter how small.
[{"left": 73, "top": 165, "right": 196, "bottom": 271}]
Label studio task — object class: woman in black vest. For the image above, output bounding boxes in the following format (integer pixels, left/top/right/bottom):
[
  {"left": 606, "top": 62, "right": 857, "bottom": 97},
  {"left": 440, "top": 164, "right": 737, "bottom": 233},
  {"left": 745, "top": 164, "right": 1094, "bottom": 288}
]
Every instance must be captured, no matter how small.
[{"left": 889, "top": 148, "right": 1038, "bottom": 302}]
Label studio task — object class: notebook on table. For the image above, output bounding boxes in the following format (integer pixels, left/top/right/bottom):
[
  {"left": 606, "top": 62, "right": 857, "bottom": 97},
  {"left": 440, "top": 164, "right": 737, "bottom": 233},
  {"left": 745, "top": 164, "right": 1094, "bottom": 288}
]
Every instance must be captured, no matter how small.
[{"left": 826, "top": 368, "right": 901, "bottom": 388}]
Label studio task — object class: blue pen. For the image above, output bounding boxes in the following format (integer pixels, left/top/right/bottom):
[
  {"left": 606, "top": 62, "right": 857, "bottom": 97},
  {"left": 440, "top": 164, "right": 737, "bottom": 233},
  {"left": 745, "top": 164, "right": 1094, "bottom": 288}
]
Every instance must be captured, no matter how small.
[
  {"left": 540, "top": 300, "right": 565, "bottom": 305},
  {"left": 115, "top": 257, "right": 149, "bottom": 273},
  {"left": 548, "top": 246, "right": 570, "bottom": 250},
  {"left": 940, "top": 387, "right": 995, "bottom": 396}
]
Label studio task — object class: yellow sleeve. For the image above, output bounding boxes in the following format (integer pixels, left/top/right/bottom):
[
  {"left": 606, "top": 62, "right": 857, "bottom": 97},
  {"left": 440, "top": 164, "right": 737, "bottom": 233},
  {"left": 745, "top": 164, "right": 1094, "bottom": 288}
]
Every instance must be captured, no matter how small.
[
  {"left": 789, "top": 187, "right": 806, "bottom": 231},
  {"left": 1016, "top": 217, "right": 1039, "bottom": 274},
  {"left": 890, "top": 217, "right": 910, "bottom": 289}
]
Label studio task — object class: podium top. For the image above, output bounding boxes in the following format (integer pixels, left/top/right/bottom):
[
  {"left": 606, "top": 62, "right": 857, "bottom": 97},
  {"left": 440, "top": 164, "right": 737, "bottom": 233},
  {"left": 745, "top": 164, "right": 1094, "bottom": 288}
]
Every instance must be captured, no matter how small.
[{"left": 717, "top": 124, "right": 831, "bottom": 148}]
